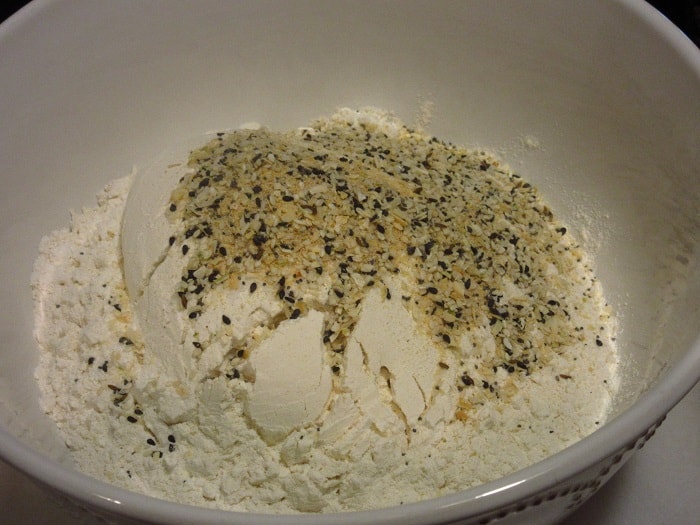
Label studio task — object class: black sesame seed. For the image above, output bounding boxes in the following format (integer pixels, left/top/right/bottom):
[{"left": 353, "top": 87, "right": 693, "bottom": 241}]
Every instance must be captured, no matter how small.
[
  {"left": 147, "top": 438, "right": 156, "bottom": 446},
  {"left": 181, "top": 244, "right": 189, "bottom": 255},
  {"left": 222, "top": 314, "right": 231, "bottom": 325},
  {"left": 127, "top": 416, "right": 138, "bottom": 423}
]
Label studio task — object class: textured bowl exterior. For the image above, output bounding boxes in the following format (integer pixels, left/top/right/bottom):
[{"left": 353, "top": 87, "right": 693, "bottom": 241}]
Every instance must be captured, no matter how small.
[{"left": 466, "top": 417, "right": 667, "bottom": 525}]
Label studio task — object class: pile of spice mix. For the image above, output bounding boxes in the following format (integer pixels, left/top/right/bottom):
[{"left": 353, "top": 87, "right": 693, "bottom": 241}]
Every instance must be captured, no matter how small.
[{"left": 169, "top": 111, "right": 612, "bottom": 411}]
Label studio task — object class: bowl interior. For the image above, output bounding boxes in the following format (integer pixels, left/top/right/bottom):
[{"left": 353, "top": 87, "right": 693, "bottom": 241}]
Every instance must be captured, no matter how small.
[{"left": 1, "top": 0, "right": 699, "bottom": 517}]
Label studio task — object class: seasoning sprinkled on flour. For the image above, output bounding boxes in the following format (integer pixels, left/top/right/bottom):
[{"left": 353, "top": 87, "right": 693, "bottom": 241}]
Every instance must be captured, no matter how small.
[{"left": 33, "top": 108, "right": 618, "bottom": 513}]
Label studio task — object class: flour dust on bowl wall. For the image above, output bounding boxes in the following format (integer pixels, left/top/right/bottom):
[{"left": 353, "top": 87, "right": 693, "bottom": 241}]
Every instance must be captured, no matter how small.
[{"left": 0, "top": 2, "right": 699, "bottom": 525}]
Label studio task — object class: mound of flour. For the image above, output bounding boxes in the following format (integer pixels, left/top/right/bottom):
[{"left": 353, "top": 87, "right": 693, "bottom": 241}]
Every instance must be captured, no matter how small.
[{"left": 32, "top": 109, "right": 618, "bottom": 513}]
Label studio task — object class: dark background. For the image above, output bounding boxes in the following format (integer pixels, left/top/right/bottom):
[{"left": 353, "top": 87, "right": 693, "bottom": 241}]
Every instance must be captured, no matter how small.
[
  {"left": 649, "top": 0, "right": 700, "bottom": 44},
  {"left": 1, "top": 1, "right": 700, "bottom": 48}
]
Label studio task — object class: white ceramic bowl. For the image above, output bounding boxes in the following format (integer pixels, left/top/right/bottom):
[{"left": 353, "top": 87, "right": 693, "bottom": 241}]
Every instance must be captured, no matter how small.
[{"left": 1, "top": 1, "right": 698, "bottom": 524}]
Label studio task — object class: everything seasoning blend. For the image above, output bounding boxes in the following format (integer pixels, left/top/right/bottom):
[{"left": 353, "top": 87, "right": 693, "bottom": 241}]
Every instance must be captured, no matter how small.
[{"left": 170, "top": 114, "right": 609, "bottom": 410}]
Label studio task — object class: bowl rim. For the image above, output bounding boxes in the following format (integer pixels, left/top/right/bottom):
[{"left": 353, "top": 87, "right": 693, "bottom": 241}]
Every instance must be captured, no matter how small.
[
  {"left": 1, "top": 0, "right": 699, "bottom": 523},
  {"left": 1, "top": 350, "right": 697, "bottom": 525}
]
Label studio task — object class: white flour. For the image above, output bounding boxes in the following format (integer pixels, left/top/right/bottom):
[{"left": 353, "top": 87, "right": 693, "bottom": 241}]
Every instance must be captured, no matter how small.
[{"left": 32, "top": 109, "right": 619, "bottom": 513}]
